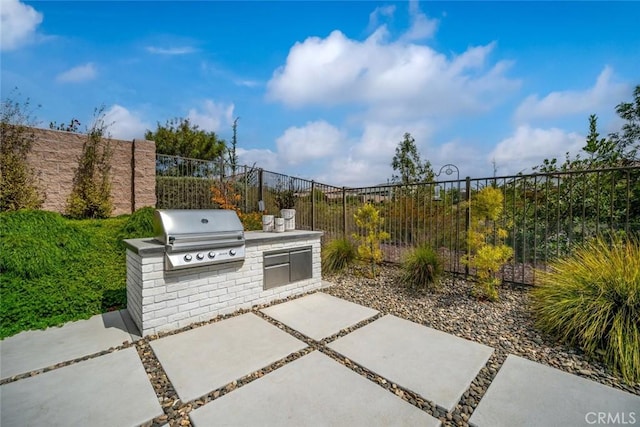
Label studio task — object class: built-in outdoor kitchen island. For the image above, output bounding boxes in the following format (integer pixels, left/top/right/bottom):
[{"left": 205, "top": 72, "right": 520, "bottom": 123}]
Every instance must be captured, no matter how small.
[{"left": 124, "top": 210, "right": 324, "bottom": 336}]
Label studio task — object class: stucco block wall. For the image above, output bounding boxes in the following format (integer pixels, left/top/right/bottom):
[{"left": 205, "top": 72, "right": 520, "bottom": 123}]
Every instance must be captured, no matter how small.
[{"left": 26, "top": 127, "right": 156, "bottom": 215}]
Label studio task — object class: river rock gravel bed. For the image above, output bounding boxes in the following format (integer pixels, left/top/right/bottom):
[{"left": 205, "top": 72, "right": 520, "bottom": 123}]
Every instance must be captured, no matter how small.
[
  {"left": 322, "top": 263, "right": 639, "bottom": 425},
  {"left": 7, "top": 265, "right": 636, "bottom": 427},
  {"left": 139, "top": 263, "right": 638, "bottom": 427}
]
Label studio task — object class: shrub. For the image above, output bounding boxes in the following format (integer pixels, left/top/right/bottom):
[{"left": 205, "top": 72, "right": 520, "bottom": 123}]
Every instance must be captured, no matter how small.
[
  {"left": 211, "top": 178, "right": 263, "bottom": 230},
  {"left": 531, "top": 237, "right": 640, "bottom": 383},
  {"left": 400, "top": 245, "right": 442, "bottom": 291},
  {"left": 352, "top": 203, "right": 390, "bottom": 277},
  {"left": 322, "top": 238, "right": 357, "bottom": 275},
  {"left": 118, "top": 206, "right": 156, "bottom": 243},
  {"left": 156, "top": 176, "right": 217, "bottom": 209},
  {"left": 462, "top": 186, "right": 513, "bottom": 301},
  {"left": 0, "top": 94, "right": 44, "bottom": 211},
  {"left": 272, "top": 178, "right": 297, "bottom": 210},
  {"left": 65, "top": 107, "right": 114, "bottom": 219}
]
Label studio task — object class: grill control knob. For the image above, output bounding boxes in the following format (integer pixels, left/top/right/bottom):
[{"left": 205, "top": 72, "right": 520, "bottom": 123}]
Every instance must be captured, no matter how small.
[
  {"left": 184, "top": 254, "right": 193, "bottom": 262},
  {"left": 196, "top": 253, "right": 204, "bottom": 260},
  {"left": 208, "top": 251, "right": 216, "bottom": 259},
  {"left": 229, "top": 249, "right": 236, "bottom": 256}
]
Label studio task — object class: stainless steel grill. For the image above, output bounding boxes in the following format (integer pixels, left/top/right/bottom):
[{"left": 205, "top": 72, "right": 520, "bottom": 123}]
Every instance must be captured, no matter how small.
[{"left": 154, "top": 209, "right": 245, "bottom": 271}]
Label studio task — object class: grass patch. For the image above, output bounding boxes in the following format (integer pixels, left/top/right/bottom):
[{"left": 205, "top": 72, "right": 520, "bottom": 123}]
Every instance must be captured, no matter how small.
[
  {"left": 531, "top": 237, "right": 640, "bottom": 383},
  {"left": 0, "top": 208, "right": 154, "bottom": 339}
]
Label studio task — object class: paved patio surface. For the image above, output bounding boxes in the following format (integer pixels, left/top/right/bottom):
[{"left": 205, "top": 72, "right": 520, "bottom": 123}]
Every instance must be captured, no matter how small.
[
  {"left": 190, "top": 351, "right": 440, "bottom": 427},
  {"left": 329, "top": 314, "right": 494, "bottom": 412},
  {"left": 0, "top": 309, "right": 139, "bottom": 380},
  {"left": 150, "top": 313, "right": 306, "bottom": 402},
  {"left": 469, "top": 355, "right": 640, "bottom": 427},
  {"left": 261, "top": 292, "right": 379, "bottom": 340},
  {"left": 1, "top": 291, "right": 637, "bottom": 427},
  {"left": 0, "top": 347, "right": 162, "bottom": 427}
]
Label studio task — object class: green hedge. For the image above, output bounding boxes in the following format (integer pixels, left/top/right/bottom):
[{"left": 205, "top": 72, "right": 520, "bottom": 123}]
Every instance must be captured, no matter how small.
[{"left": 156, "top": 176, "right": 218, "bottom": 209}]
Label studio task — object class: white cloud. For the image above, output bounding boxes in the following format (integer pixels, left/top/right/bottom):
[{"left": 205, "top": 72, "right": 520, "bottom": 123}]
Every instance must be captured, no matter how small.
[
  {"left": 489, "top": 125, "right": 584, "bottom": 175},
  {"left": 266, "top": 28, "right": 518, "bottom": 118},
  {"left": 309, "top": 121, "right": 436, "bottom": 187},
  {"left": 237, "top": 148, "right": 279, "bottom": 171},
  {"left": 276, "top": 121, "right": 343, "bottom": 165},
  {"left": 146, "top": 46, "right": 196, "bottom": 55},
  {"left": 0, "top": 0, "right": 43, "bottom": 51},
  {"left": 515, "top": 66, "right": 629, "bottom": 122},
  {"left": 102, "top": 105, "right": 150, "bottom": 140},
  {"left": 56, "top": 63, "right": 97, "bottom": 83},
  {"left": 367, "top": 5, "right": 395, "bottom": 33},
  {"left": 401, "top": 0, "right": 438, "bottom": 41},
  {"left": 187, "top": 100, "right": 235, "bottom": 133},
  {"left": 234, "top": 79, "right": 260, "bottom": 88}
]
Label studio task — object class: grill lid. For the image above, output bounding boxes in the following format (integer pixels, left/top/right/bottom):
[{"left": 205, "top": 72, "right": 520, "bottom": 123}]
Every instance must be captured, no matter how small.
[{"left": 154, "top": 209, "right": 244, "bottom": 248}]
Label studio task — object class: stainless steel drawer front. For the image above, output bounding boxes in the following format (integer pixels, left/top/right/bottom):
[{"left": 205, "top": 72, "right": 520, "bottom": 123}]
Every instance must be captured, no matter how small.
[
  {"left": 290, "top": 248, "right": 312, "bottom": 282},
  {"left": 263, "top": 246, "right": 312, "bottom": 290},
  {"left": 264, "top": 264, "right": 290, "bottom": 289},
  {"left": 264, "top": 252, "right": 290, "bottom": 267}
]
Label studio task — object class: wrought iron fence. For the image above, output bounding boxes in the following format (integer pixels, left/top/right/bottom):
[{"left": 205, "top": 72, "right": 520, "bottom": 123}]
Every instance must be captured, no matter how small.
[{"left": 156, "top": 154, "right": 640, "bottom": 285}]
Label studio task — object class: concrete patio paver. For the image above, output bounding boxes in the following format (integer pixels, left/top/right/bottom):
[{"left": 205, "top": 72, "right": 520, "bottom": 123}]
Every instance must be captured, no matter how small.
[
  {"left": 189, "top": 350, "right": 440, "bottom": 427},
  {"left": 150, "top": 312, "right": 307, "bottom": 402},
  {"left": 261, "top": 292, "right": 379, "bottom": 340},
  {"left": 0, "top": 347, "right": 163, "bottom": 427},
  {"left": 329, "top": 314, "right": 494, "bottom": 412},
  {"left": 469, "top": 354, "right": 640, "bottom": 427},
  {"left": 0, "top": 310, "right": 139, "bottom": 379}
]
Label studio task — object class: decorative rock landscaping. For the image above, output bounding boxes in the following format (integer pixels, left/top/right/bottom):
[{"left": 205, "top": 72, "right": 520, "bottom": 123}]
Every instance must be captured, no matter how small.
[
  {"left": 323, "top": 263, "right": 640, "bottom": 424},
  {"left": 2, "top": 264, "right": 638, "bottom": 427}
]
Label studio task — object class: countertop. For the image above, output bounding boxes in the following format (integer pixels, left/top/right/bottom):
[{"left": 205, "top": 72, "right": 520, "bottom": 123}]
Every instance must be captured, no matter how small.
[{"left": 124, "top": 230, "right": 324, "bottom": 256}]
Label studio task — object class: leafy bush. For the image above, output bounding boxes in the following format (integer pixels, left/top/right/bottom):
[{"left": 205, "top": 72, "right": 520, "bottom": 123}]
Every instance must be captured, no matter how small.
[
  {"left": 212, "top": 178, "right": 263, "bottom": 230},
  {"left": 322, "top": 238, "right": 357, "bottom": 275},
  {"left": 531, "top": 237, "right": 640, "bottom": 383},
  {"left": 272, "top": 179, "right": 297, "bottom": 210},
  {"left": 400, "top": 245, "right": 442, "bottom": 291},
  {"left": 239, "top": 211, "right": 263, "bottom": 231},
  {"left": 352, "top": 203, "right": 390, "bottom": 277},
  {"left": 156, "top": 176, "right": 217, "bottom": 209},
  {"left": 117, "top": 206, "right": 156, "bottom": 243},
  {"left": 65, "top": 108, "right": 114, "bottom": 219},
  {"left": 0, "top": 94, "right": 44, "bottom": 211},
  {"left": 462, "top": 186, "right": 513, "bottom": 301}
]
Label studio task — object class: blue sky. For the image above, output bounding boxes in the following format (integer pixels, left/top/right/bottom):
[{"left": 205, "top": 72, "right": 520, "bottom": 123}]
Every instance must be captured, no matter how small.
[{"left": 2, "top": 1, "right": 639, "bottom": 186}]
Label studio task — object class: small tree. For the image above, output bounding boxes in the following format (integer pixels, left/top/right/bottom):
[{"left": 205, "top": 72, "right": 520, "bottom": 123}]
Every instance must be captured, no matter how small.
[
  {"left": 227, "top": 117, "right": 240, "bottom": 175},
  {"left": 462, "top": 187, "right": 513, "bottom": 301},
  {"left": 391, "top": 132, "right": 433, "bottom": 185},
  {"left": 65, "top": 107, "right": 114, "bottom": 219},
  {"left": 352, "top": 203, "right": 390, "bottom": 277},
  {"left": 0, "top": 92, "right": 44, "bottom": 211},
  {"left": 211, "top": 173, "right": 262, "bottom": 231}
]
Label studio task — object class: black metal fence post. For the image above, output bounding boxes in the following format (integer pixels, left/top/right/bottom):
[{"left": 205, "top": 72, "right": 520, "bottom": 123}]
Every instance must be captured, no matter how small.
[
  {"left": 258, "top": 168, "right": 264, "bottom": 207},
  {"left": 311, "top": 180, "right": 316, "bottom": 231},
  {"left": 465, "top": 176, "right": 471, "bottom": 277},
  {"left": 342, "top": 187, "right": 347, "bottom": 238}
]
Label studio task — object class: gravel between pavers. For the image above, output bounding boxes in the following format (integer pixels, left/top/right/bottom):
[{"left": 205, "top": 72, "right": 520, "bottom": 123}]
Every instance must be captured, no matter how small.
[
  {"left": 5, "top": 266, "right": 638, "bottom": 427},
  {"left": 322, "top": 264, "right": 640, "bottom": 425}
]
